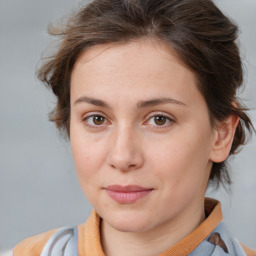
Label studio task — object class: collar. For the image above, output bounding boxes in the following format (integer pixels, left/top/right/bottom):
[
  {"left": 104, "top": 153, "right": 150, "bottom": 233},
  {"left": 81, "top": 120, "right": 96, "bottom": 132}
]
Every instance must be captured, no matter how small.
[{"left": 78, "top": 197, "right": 223, "bottom": 256}]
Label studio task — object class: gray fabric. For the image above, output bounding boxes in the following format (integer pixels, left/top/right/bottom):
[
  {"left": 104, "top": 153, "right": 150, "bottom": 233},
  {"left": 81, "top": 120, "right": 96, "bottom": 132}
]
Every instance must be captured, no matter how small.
[
  {"left": 189, "top": 221, "right": 247, "bottom": 256},
  {"left": 40, "top": 227, "right": 78, "bottom": 256}
]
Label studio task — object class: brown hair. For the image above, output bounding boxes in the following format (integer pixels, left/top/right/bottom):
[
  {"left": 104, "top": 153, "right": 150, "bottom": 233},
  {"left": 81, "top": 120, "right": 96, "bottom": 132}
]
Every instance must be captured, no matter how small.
[{"left": 38, "top": 0, "right": 254, "bottom": 187}]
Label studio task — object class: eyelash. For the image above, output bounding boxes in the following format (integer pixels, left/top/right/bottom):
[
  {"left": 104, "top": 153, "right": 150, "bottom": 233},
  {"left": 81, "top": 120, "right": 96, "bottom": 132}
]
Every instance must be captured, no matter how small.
[{"left": 81, "top": 112, "right": 175, "bottom": 129}]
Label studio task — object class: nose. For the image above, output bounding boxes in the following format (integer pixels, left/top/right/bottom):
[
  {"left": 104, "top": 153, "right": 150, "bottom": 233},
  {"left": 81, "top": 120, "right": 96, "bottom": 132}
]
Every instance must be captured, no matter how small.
[{"left": 107, "top": 126, "right": 144, "bottom": 172}]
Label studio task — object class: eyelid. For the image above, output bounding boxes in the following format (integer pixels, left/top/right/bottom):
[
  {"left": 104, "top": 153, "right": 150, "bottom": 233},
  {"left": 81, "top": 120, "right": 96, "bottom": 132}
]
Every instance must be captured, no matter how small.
[
  {"left": 145, "top": 111, "right": 175, "bottom": 121},
  {"left": 82, "top": 111, "right": 106, "bottom": 119}
]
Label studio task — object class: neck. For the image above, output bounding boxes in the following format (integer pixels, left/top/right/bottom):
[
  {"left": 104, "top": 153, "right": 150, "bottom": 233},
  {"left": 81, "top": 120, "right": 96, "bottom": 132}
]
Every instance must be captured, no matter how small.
[{"left": 101, "top": 199, "right": 205, "bottom": 256}]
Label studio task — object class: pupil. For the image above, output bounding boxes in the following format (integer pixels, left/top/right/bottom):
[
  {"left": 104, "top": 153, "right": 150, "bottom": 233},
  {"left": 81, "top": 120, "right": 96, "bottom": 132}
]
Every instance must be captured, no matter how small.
[
  {"left": 93, "top": 116, "right": 104, "bottom": 125},
  {"left": 155, "top": 116, "right": 166, "bottom": 125}
]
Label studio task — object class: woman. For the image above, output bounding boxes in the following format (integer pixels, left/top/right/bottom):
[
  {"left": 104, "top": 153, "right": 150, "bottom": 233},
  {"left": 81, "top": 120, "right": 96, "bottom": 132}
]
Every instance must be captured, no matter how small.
[{"left": 14, "top": 0, "right": 255, "bottom": 255}]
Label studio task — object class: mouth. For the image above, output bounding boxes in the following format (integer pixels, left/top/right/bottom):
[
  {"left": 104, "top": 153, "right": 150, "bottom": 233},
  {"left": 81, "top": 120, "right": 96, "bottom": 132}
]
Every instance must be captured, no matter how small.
[{"left": 105, "top": 185, "right": 153, "bottom": 204}]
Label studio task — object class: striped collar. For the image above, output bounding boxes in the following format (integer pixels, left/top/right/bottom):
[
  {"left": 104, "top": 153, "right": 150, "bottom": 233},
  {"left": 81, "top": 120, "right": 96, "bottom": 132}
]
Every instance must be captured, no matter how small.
[{"left": 78, "top": 198, "right": 223, "bottom": 256}]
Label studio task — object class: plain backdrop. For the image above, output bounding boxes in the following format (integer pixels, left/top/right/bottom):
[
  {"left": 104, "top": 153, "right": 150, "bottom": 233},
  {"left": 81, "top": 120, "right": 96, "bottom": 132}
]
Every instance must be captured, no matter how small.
[{"left": 0, "top": 0, "right": 255, "bottom": 252}]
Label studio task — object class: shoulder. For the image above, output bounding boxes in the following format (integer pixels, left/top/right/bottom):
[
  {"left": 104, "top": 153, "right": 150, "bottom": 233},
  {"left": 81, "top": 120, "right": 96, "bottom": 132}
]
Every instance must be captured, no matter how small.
[
  {"left": 241, "top": 243, "right": 256, "bottom": 256},
  {"left": 13, "top": 227, "right": 78, "bottom": 256},
  {"left": 13, "top": 228, "right": 58, "bottom": 256}
]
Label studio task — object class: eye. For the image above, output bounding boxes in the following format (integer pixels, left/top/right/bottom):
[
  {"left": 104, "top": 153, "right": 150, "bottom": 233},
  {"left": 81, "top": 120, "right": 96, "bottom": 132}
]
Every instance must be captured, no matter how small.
[
  {"left": 153, "top": 115, "right": 169, "bottom": 126},
  {"left": 146, "top": 114, "right": 174, "bottom": 127},
  {"left": 82, "top": 114, "right": 107, "bottom": 127}
]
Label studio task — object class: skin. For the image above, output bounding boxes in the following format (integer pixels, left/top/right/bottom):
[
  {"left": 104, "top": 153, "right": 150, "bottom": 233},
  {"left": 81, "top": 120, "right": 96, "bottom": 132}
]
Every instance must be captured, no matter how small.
[{"left": 70, "top": 39, "right": 238, "bottom": 256}]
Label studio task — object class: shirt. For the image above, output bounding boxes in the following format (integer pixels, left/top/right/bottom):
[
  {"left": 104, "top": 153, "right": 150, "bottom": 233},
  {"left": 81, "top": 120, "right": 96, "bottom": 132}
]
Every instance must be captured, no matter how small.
[{"left": 14, "top": 198, "right": 256, "bottom": 256}]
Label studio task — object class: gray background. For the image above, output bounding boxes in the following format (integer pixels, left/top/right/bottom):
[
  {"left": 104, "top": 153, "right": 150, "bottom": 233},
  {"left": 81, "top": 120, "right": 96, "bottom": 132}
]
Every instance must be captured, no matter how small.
[{"left": 0, "top": 0, "right": 255, "bottom": 252}]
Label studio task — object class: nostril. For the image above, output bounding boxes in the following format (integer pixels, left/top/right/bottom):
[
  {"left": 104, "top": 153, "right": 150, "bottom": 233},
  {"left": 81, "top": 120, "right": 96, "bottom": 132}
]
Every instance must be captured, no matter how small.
[
  {"left": 110, "top": 164, "right": 116, "bottom": 169},
  {"left": 128, "top": 164, "right": 136, "bottom": 168}
]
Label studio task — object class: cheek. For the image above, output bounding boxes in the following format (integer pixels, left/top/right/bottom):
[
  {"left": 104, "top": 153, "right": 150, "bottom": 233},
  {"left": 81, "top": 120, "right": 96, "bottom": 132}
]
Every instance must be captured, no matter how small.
[
  {"left": 72, "top": 141, "right": 102, "bottom": 175},
  {"left": 70, "top": 125, "right": 105, "bottom": 184},
  {"left": 71, "top": 137, "right": 105, "bottom": 205},
  {"left": 148, "top": 129, "right": 212, "bottom": 192}
]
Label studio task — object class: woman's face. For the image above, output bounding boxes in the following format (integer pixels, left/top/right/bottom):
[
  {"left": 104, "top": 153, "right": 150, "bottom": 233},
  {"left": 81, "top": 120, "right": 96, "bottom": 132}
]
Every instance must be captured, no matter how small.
[{"left": 70, "top": 40, "right": 218, "bottom": 233}]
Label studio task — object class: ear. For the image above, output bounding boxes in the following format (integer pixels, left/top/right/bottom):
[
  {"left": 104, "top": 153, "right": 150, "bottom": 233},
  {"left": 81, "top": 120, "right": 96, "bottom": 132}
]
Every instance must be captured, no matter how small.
[{"left": 209, "top": 114, "right": 239, "bottom": 163}]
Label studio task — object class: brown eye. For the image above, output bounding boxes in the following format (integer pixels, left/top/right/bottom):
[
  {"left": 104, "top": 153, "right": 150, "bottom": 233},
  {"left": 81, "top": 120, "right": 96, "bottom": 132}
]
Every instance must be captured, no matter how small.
[
  {"left": 147, "top": 114, "right": 173, "bottom": 128},
  {"left": 154, "top": 115, "right": 168, "bottom": 126},
  {"left": 93, "top": 115, "right": 105, "bottom": 125},
  {"left": 83, "top": 114, "right": 107, "bottom": 127}
]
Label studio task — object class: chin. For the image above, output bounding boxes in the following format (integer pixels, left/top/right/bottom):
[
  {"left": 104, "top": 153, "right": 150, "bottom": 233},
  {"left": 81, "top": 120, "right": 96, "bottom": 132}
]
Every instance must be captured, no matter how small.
[
  {"left": 111, "top": 220, "right": 151, "bottom": 233},
  {"left": 104, "top": 210, "right": 154, "bottom": 233}
]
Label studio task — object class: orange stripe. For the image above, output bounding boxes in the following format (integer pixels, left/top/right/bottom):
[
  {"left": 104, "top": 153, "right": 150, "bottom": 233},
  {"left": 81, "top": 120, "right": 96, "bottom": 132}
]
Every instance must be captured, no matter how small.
[
  {"left": 78, "top": 211, "right": 105, "bottom": 256},
  {"left": 240, "top": 243, "right": 256, "bottom": 256},
  {"left": 13, "top": 229, "right": 58, "bottom": 256}
]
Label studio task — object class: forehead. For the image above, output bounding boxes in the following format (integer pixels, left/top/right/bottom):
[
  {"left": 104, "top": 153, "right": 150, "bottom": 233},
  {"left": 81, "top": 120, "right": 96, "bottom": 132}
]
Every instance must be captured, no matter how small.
[
  {"left": 70, "top": 39, "right": 205, "bottom": 109},
  {"left": 79, "top": 39, "right": 186, "bottom": 66},
  {"left": 72, "top": 40, "right": 196, "bottom": 82}
]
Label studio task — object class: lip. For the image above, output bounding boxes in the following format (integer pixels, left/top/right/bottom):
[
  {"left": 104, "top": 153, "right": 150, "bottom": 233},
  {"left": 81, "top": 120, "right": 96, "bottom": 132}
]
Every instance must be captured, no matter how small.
[{"left": 105, "top": 185, "right": 153, "bottom": 204}]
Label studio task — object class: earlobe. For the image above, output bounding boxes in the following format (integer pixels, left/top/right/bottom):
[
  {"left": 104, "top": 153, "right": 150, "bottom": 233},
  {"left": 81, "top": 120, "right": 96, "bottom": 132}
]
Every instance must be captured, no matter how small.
[{"left": 209, "top": 115, "right": 239, "bottom": 163}]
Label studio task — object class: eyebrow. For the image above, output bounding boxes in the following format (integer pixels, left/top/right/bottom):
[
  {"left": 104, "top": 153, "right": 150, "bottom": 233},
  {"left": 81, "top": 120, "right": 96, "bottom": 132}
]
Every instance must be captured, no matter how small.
[
  {"left": 74, "top": 96, "right": 111, "bottom": 108},
  {"left": 136, "top": 98, "right": 187, "bottom": 108},
  {"left": 74, "top": 96, "right": 187, "bottom": 109}
]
